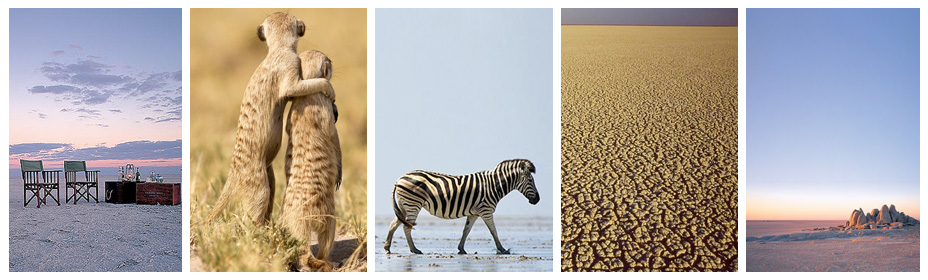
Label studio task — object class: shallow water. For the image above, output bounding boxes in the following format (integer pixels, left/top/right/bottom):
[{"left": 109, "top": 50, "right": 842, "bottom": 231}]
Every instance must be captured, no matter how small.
[
  {"left": 746, "top": 220, "right": 844, "bottom": 237},
  {"left": 9, "top": 176, "right": 182, "bottom": 272},
  {"left": 374, "top": 215, "right": 553, "bottom": 272}
]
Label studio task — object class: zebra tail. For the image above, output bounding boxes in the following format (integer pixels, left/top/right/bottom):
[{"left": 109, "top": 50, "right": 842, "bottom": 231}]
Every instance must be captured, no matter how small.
[{"left": 392, "top": 186, "right": 415, "bottom": 229}]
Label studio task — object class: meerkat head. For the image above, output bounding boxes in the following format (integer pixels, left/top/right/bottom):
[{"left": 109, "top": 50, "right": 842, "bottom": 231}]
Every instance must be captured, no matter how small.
[
  {"left": 299, "top": 50, "right": 337, "bottom": 122},
  {"left": 257, "top": 12, "right": 305, "bottom": 49},
  {"left": 298, "top": 50, "right": 332, "bottom": 80}
]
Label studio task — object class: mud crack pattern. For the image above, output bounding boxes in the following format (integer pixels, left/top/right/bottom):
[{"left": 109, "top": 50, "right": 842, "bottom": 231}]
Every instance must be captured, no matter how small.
[{"left": 560, "top": 26, "right": 738, "bottom": 272}]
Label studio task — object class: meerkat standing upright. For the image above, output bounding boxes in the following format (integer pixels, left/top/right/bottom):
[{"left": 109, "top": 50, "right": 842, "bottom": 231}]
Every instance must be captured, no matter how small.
[
  {"left": 208, "top": 12, "right": 335, "bottom": 225},
  {"left": 280, "top": 50, "right": 342, "bottom": 271}
]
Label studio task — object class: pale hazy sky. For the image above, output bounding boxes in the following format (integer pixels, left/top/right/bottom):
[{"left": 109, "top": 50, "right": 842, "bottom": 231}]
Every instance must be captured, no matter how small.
[
  {"left": 747, "top": 9, "right": 919, "bottom": 220},
  {"left": 375, "top": 9, "right": 553, "bottom": 217},
  {"left": 9, "top": 9, "right": 182, "bottom": 174},
  {"left": 562, "top": 8, "right": 737, "bottom": 26}
]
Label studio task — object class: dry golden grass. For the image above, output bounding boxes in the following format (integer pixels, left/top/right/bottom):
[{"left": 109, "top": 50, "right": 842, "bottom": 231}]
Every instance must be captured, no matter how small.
[
  {"left": 189, "top": 9, "right": 367, "bottom": 272},
  {"left": 561, "top": 26, "right": 738, "bottom": 271}
]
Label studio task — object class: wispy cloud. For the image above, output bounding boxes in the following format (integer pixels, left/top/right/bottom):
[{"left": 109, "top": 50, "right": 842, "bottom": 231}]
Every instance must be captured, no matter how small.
[
  {"left": 26, "top": 49, "right": 182, "bottom": 123},
  {"left": 29, "top": 109, "right": 48, "bottom": 119},
  {"left": 28, "top": 84, "right": 82, "bottom": 94},
  {"left": 10, "top": 143, "right": 70, "bottom": 155},
  {"left": 59, "top": 108, "right": 103, "bottom": 119},
  {"left": 122, "top": 71, "right": 182, "bottom": 97},
  {"left": 39, "top": 60, "right": 133, "bottom": 87}
]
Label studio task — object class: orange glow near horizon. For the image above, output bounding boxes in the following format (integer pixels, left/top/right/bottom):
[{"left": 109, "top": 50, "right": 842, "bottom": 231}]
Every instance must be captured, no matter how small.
[{"left": 747, "top": 186, "right": 920, "bottom": 221}]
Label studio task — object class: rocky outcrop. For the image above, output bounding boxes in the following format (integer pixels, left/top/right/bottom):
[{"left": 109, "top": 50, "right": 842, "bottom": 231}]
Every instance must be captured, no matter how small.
[{"left": 843, "top": 204, "right": 919, "bottom": 230}]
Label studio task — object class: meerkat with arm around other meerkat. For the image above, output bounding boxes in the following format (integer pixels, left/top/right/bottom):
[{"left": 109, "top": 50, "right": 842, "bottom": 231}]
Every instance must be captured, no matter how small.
[
  {"left": 280, "top": 50, "right": 342, "bottom": 271},
  {"left": 208, "top": 12, "right": 335, "bottom": 225}
]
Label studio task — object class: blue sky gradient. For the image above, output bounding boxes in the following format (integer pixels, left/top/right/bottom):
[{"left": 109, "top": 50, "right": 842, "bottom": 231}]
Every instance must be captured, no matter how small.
[
  {"left": 747, "top": 9, "right": 919, "bottom": 220},
  {"left": 375, "top": 9, "right": 553, "bottom": 217}
]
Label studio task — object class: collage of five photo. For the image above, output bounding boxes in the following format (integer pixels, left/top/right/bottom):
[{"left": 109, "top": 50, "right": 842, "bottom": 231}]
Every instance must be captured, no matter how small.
[{"left": 2, "top": 5, "right": 923, "bottom": 273}]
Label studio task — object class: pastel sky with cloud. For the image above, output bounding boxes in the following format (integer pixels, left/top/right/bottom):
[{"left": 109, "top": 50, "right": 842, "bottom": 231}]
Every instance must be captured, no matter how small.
[{"left": 9, "top": 9, "right": 182, "bottom": 174}]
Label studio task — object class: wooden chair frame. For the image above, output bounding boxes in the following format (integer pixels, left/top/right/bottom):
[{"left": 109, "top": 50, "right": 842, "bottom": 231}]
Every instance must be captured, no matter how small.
[
  {"left": 20, "top": 159, "right": 61, "bottom": 208},
  {"left": 64, "top": 161, "right": 100, "bottom": 204}
]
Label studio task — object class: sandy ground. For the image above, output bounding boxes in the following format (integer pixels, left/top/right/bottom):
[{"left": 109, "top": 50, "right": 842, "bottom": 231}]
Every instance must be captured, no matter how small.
[
  {"left": 374, "top": 215, "right": 553, "bottom": 272},
  {"left": 747, "top": 225, "right": 919, "bottom": 272},
  {"left": 560, "top": 26, "right": 738, "bottom": 271},
  {"left": 9, "top": 176, "right": 182, "bottom": 272}
]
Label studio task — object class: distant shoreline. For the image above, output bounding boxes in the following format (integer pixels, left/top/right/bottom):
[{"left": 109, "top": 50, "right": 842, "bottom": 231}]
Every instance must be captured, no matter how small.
[
  {"left": 8, "top": 174, "right": 182, "bottom": 179},
  {"left": 561, "top": 24, "right": 737, "bottom": 27},
  {"left": 747, "top": 219, "right": 845, "bottom": 222}
]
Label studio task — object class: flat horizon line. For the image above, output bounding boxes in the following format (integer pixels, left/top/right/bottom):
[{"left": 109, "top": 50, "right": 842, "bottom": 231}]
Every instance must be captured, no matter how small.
[
  {"left": 561, "top": 24, "right": 737, "bottom": 27},
  {"left": 747, "top": 219, "right": 847, "bottom": 221},
  {"left": 9, "top": 173, "right": 182, "bottom": 178}
]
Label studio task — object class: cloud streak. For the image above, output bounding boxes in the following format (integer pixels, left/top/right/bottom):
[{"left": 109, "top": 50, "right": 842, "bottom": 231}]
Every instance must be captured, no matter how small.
[
  {"left": 10, "top": 139, "right": 182, "bottom": 162},
  {"left": 27, "top": 50, "right": 182, "bottom": 123}
]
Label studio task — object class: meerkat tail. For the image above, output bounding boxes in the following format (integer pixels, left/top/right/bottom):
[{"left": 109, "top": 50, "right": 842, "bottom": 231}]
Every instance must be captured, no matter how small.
[
  {"left": 392, "top": 187, "right": 415, "bottom": 229},
  {"left": 207, "top": 180, "right": 236, "bottom": 223}
]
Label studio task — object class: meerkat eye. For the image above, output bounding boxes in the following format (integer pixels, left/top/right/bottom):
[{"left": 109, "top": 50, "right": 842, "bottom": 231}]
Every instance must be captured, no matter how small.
[{"left": 257, "top": 25, "right": 266, "bottom": 42}]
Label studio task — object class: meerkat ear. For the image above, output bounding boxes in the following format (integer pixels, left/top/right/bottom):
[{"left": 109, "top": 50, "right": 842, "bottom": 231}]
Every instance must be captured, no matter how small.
[
  {"left": 257, "top": 25, "right": 266, "bottom": 42},
  {"left": 297, "top": 20, "right": 305, "bottom": 37},
  {"left": 323, "top": 59, "right": 331, "bottom": 78}
]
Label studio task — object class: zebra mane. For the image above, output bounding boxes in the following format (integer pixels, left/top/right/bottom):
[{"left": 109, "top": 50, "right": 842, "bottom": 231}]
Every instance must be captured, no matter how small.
[
  {"left": 498, "top": 159, "right": 535, "bottom": 173},
  {"left": 411, "top": 170, "right": 459, "bottom": 177}
]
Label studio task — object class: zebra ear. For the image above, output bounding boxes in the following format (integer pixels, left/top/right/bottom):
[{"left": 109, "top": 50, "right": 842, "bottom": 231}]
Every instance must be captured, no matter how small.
[{"left": 523, "top": 160, "right": 536, "bottom": 173}]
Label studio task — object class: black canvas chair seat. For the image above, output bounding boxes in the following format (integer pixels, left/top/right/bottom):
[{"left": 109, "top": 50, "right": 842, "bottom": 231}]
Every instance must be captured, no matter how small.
[
  {"left": 64, "top": 161, "right": 100, "bottom": 204},
  {"left": 20, "top": 160, "right": 61, "bottom": 208}
]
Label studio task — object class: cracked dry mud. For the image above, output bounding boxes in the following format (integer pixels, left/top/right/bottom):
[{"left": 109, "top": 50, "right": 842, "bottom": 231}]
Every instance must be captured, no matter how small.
[{"left": 560, "top": 26, "right": 738, "bottom": 272}]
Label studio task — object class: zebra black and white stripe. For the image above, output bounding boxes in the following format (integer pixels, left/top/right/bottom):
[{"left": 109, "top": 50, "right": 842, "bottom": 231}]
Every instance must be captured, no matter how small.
[{"left": 383, "top": 159, "right": 538, "bottom": 255}]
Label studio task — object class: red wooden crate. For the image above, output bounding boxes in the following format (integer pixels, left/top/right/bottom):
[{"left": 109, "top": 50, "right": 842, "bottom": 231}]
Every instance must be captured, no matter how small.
[{"left": 136, "top": 183, "right": 181, "bottom": 205}]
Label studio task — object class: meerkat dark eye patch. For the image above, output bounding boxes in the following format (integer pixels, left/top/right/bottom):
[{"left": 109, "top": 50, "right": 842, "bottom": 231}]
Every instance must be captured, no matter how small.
[
  {"left": 297, "top": 20, "right": 305, "bottom": 37},
  {"left": 257, "top": 25, "right": 266, "bottom": 41},
  {"left": 332, "top": 103, "right": 339, "bottom": 123}
]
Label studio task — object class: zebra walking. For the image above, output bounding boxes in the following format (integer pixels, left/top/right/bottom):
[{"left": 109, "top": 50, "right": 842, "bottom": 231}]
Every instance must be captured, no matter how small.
[{"left": 384, "top": 159, "right": 539, "bottom": 255}]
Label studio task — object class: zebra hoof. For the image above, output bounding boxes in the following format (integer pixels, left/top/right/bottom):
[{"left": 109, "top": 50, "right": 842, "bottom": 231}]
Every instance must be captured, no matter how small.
[
  {"left": 496, "top": 248, "right": 511, "bottom": 255},
  {"left": 457, "top": 249, "right": 467, "bottom": 255},
  {"left": 411, "top": 248, "right": 423, "bottom": 254}
]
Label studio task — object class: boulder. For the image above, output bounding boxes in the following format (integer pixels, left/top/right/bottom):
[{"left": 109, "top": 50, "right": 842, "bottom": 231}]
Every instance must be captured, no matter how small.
[
  {"left": 849, "top": 209, "right": 862, "bottom": 227},
  {"left": 889, "top": 204, "right": 900, "bottom": 222},
  {"left": 845, "top": 205, "right": 919, "bottom": 228},
  {"left": 878, "top": 205, "right": 893, "bottom": 224}
]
